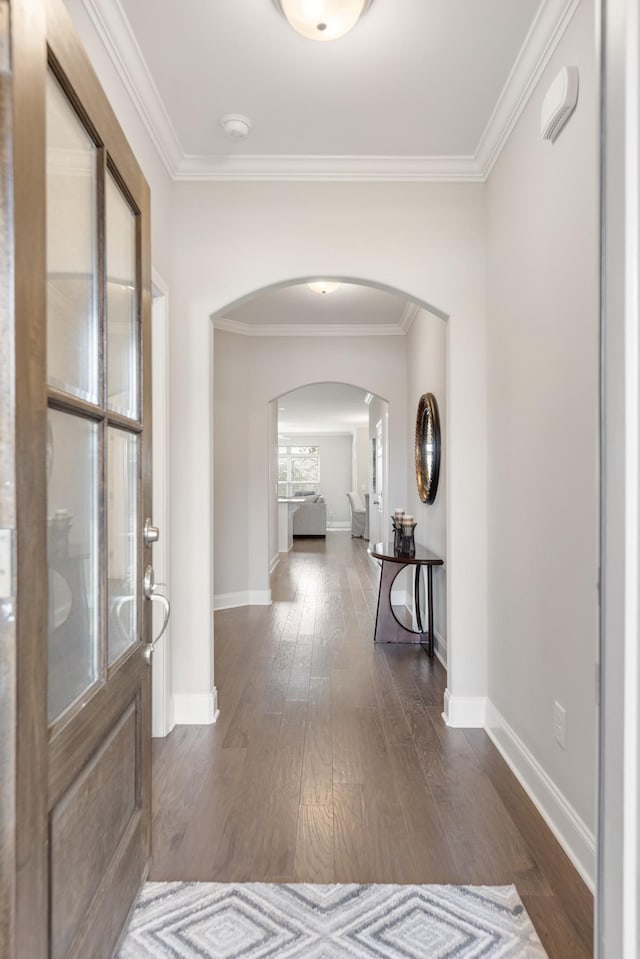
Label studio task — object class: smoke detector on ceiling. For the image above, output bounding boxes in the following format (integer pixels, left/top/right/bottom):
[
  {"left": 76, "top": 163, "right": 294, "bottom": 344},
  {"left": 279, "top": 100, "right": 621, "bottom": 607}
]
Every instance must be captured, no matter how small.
[
  {"left": 221, "top": 114, "right": 252, "bottom": 139},
  {"left": 541, "top": 67, "right": 579, "bottom": 143}
]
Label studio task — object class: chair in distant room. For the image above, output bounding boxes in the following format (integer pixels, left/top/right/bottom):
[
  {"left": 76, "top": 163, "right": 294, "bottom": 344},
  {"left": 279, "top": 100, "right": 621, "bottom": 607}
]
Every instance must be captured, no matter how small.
[{"left": 346, "top": 491, "right": 367, "bottom": 538}]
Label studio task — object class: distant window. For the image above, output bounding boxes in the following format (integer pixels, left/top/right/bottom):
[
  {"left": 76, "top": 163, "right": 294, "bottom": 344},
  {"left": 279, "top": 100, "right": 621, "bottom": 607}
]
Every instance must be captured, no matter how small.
[{"left": 278, "top": 446, "right": 320, "bottom": 498}]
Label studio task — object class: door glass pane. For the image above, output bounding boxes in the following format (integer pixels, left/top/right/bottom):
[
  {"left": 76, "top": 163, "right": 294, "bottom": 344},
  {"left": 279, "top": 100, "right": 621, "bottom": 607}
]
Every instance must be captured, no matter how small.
[
  {"left": 106, "top": 174, "right": 138, "bottom": 419},
  {"left": 108, "top": 428, "right": 139, "bottom": 663},
  {"left": 47, "top": 411, "right": 99, "bottom": 721},
  {"left": 46, "top": 72, "right": 98, "bottom": 404}
]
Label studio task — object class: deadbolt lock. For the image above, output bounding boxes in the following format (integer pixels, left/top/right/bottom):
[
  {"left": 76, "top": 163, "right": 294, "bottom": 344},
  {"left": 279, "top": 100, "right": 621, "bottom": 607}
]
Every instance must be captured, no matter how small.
[{"left": 144, "top": 518, "right": 160, "bottom": 546}]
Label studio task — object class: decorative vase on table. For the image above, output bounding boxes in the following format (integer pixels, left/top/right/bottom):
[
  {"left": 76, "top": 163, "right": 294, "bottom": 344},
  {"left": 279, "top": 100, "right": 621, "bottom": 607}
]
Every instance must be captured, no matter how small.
[{"left": 391, "top": 514, "right": 416, "bottom": 556}]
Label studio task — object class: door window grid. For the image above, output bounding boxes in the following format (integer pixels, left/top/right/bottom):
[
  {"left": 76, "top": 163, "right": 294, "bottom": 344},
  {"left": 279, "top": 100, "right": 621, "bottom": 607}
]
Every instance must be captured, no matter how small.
[
  {"left": 45, "top": 65, "right": 143, "bottom": 725},
  {"left": 45, "top": 70, "right": 99, "bottom": 405}
]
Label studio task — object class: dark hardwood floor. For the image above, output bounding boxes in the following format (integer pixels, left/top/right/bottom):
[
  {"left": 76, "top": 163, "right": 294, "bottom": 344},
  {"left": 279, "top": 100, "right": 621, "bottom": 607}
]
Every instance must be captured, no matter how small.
[{"left": 150, "top": 533, "right": 593, "bottom": 958}]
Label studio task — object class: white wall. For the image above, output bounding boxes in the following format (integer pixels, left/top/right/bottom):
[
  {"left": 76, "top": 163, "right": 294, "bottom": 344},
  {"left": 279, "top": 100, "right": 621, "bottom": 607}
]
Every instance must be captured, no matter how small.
[
  {"left": 169, "top": 181, "right": 488, "bottom": 720},
  {"left": 486, "top": 0, "right": 598, "bottom": 883},
  {"left": 282, "top": 433, "right": 353, "bottom": 528},
  {"left": 405, "top": 309, "right": 448, "bottom": 660},
  {"left": 213, "top": 331, "right": 249, "bottom": 601}
]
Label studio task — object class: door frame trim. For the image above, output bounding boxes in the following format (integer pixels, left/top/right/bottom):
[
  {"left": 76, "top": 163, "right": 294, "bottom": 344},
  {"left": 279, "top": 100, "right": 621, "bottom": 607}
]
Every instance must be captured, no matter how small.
[{"left": 151, "top": 268, "right": 174, "bottom": 737}]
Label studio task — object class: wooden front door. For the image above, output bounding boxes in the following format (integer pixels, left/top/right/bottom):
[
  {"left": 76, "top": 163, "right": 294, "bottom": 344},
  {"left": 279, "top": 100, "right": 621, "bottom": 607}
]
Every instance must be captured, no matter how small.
[{"left": 1, "top": 1, "right": 153, "bottom": 956}]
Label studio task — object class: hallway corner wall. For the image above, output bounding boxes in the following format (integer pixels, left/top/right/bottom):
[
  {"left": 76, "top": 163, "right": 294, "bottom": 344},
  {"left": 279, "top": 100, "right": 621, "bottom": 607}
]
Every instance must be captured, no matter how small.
[
  {"left": 486, "top": 0, "right": 598, "bottom": 886},
  {"left": 404, "top": 309, "right": 448, "bottom": 664}
]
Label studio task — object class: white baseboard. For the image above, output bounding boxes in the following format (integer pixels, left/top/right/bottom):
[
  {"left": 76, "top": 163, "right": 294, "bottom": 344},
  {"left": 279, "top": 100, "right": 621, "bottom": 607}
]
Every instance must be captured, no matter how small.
[
  {"left": 484, "top": 700, "right": 595, "bottom": 891},
  {"left": 442, "top": 688, "right": 487, "bottom": 727},
  {"left": 433, "top": 628, "right": 447, "bottom": 668},
  {"left": 214, "top": 590, "right": 272, "bottom": 610},
  {"left": 173, "top": 688, "right": 219, "bottom": 725},
  {"left": 152, "top": 695, "right": 176, "bottom": 739},
  {"left": 269, "top": 554, "right": 280, "bottom": 575},
  {"left": 327, "top": 521, "right": 351, "bottom": 531}
]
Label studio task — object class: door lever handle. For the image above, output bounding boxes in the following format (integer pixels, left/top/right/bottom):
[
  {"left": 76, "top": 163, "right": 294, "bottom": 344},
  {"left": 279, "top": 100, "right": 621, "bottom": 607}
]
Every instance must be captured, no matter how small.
[
  {"left": 143, "top": 564, "right": 171, "bottom": 662},
  {"left": 143, "top": 564, "right": 155, "bottom": 600}
]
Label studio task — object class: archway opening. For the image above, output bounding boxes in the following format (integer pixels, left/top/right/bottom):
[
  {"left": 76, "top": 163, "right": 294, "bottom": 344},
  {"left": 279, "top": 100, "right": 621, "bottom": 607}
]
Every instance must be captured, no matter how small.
[
  {"left": 273, "top": 381, "right": 388, "bottom": 551},
  {"left": 212, "top": 278, "right": 448, "bottom": 685}
]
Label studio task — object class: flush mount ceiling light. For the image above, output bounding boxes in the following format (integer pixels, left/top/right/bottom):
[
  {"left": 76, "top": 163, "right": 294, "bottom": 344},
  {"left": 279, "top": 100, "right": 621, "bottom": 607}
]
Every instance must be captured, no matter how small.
[
  {"left": 308, "top": 281, "right": 340, "bottom": 294},
  {"left": 273, "top": 0, "right": 373, "bottom": 42}
]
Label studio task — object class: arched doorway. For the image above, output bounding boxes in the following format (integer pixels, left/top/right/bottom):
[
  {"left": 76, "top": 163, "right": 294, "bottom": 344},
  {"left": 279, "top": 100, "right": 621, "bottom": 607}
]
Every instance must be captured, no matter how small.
[{"left": 208, "top": 280, "right": 454, "bottom": 716}]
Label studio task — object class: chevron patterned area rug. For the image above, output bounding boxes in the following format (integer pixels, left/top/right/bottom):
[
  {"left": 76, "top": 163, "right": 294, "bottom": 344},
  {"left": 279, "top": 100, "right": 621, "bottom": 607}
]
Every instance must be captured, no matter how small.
[{"left": 117, "top": 882, "right": 548, "bottom": 958}]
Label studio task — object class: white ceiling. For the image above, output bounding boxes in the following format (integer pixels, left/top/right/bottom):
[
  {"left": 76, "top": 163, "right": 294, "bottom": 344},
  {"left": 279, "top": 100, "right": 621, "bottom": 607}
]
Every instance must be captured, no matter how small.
[
  {"left": 278, "top": 382, "right": 372, "bottom": 434},
  {"left": 220, "top": 281, "right": 414, "bottom": 332},
  {"left": 85, "top": 0, "right": 576, "bottom": 180},
  {"left": 84, "top": 0, "right": 576, "bottom": 327}
]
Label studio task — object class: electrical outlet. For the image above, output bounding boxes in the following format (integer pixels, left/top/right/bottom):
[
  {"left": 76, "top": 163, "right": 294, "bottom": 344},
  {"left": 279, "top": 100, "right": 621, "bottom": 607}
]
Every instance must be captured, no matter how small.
[{"left": 553, "top": 701, "right": 566, "bottom": 750}]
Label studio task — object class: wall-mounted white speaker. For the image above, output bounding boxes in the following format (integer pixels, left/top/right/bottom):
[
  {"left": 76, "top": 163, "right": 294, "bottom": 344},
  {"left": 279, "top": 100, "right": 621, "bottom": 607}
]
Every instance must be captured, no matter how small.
[{"left": 541, "top": 66, "right": 579, "bottom": 142}]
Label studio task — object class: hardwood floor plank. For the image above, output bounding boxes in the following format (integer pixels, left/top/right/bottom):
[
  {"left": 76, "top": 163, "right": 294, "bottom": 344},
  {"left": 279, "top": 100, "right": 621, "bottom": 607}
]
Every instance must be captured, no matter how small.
[
  {"left": 356, "top": 706, "right": 420, "bottom": 883},
  {"left": 150, "top": 726, "right": 220, "bottom": 871},
  {"left": 285, "top": 637, "right": 313, "bottom": 702},
  {"left": 522, "top": 894, "right": 592, "bottom": 959},
  {"left": 333, "top": 783, "right": 375, "bottom": 883},
  {"left": 331, "top": 671, "right": 363, "bottom": 785},
  {"left": 294, "top": 805, "right": 334, "bottom": 882},
  {"left": 151, "top": 745, "right": 246, "bottom": 880},
  {"left": 300, "top": 677, "right": 333, "bottom": 806},
  {"left": 263, "top": 637, "right": 297, "bottom": 714},
  {"left": 251, "top": 700, "right": 307, "bottom": 880},
  {"left": 387, "top": 743, "right": 459, "bottom": 884},
  {"left": 370, "top": 650, "right": 413, "bottom": 746},
  {"left": 205, "top": 712, "right": 283, "bottom": 882}
]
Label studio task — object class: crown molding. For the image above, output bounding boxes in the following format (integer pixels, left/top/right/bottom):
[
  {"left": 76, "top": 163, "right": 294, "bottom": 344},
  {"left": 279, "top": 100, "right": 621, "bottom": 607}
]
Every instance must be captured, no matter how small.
[
  {"left": 214, "top": 317, "right": 406, "bottom": 337},
  {"left": 279, "top": 429, "right": 358, "bottom": 437},
  {"left": 475, "top": 0, "right": 582, "bottom": 177},
  {"left": 83, "top": 0, "right": 580, "bottom": 183},
  {"left": 399, "top": 302, "right": 420, "bottom": 334},
  {"left": 175, "top": 153, "right": 484, "bottom": 182},
  {"left": 81, "top": 0, "right": 183, "bottom": 175}
]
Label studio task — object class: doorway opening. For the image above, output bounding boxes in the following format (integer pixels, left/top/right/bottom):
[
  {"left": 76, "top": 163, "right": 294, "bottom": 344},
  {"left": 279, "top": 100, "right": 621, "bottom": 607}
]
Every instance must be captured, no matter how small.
[{"left": 272, "top": 382, "right": 389, "bottom": 555}]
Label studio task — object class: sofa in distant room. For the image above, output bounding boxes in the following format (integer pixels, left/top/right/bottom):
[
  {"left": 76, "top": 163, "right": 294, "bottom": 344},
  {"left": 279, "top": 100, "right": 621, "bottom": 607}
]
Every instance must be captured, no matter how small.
[{"left": 291, "top": 492, "right": 327, "bottom": 536}]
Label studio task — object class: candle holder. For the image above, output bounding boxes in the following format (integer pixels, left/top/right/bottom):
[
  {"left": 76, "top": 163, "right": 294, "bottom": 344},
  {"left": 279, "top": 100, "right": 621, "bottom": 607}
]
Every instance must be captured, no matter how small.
[
  {"left": 399, "top": 522, "right": 417, "bottom": 556},
  {"left": 391, "top": 516, "right": 416, "bottom": 556}
]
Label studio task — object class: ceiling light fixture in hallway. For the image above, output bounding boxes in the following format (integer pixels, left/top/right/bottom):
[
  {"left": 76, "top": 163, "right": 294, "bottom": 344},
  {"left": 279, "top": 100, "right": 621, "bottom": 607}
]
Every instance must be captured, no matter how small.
[
  {"left": 272, "top": 0, "right": 373, "bottom": 42},
  {"left": 307, "top": 280, "right": 340, "bottom": 294}
]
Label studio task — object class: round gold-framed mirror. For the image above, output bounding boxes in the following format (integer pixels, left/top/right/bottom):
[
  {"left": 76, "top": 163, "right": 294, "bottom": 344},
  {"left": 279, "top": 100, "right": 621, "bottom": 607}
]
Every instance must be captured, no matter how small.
[{"left": 415, "top": 392, "right": 441, "bottom": 504}]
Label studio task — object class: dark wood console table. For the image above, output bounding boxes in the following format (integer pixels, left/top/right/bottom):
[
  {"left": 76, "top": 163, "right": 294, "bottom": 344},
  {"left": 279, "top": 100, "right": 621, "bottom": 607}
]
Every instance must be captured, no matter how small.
[{"left": 368, "top": 541, "right": 443, "bottom": 657}]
